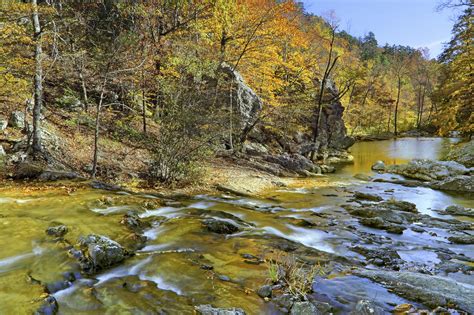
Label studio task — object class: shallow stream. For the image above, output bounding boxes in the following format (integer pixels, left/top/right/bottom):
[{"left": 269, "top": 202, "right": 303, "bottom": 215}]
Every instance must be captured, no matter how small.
[{"left": 0, "top": 137, "right": 472, "bottom": 314}]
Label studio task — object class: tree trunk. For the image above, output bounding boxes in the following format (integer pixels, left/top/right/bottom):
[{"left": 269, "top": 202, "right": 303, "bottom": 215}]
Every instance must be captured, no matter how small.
[
  {"left": 91, "top": 81, "right": 107, "bottom": 179},
  {"left": 31, "top": 0, "right": 43, "bottom": 154},
  {"left": 79, "top": 69, "right": 88, "bottom": 112},
  {"left": 418, "top": 86, "right": 425, "bottom": 128},
  {"left": 394, "top": 77, "right": 402, "bottom": 136}
]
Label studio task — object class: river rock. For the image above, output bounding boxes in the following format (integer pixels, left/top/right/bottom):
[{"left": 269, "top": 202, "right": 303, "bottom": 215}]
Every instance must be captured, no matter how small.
[
  {"left": 430, "top": 175, "right": 474, "bottom": 193},
  {"left": 257, "top": 285, "right": 272, "bottom": 298},
  {"left": 438, "top": 205, "right": 474, "bottom": 218},
  {"left": 195, "top": 304, "right": 246, "bottom": 315},
  {"left": 371, "top": 161, "right": 385, "bottom": 171},
  {"left": 320, "top": 164, "right": 335, "bottom": 173},
  {"left": 120, "top": 210, "right": 149, "bottom": 232},
  {"left": 290, "top": 302, "right": 321, "bottom": 315},
  {"left": 77, "top": 234, "right": 127, "bottom": 273},
  {"left": 354, "top": 191, "right": 383, "bottom": 202},
  {"left": 202, "top": 218, "right": 240, "bottom": 234},
  {"left": 0, "top": 145, "right": 5, "bottom": 157},
  {"left": 354, "top": 173, "right": 372, "bottom": 181},
  {"left": 360, "top": 217, "right": 405, "bottom": 234},
  {"left": 351, "top": 300, "right": 384, "bottom": 315},
  {"left": 46, "top": 225, "right": 68, "bottom": 237},
  {"left": 9, "top": 110, "right": 25, "bottom": 129},
  {"left": 386, "top": 159, "right": 469, "bottom": 181},
  {"left": 448, "top": 235, "right": 474, "bottom": 244},
  {"left": 354, "top": 269, "right": 474, "bottom": 313},
  {"left": 35, "top": 295, "right": 58, "bottom": 315}
]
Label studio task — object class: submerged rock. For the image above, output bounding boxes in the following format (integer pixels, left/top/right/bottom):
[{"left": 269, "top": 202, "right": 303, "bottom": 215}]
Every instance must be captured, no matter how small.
[
  {"left": 351, "top": 300, "right": 384, "bottom": 315},
  {"left": 76, "top": 234, "right": 127, "bottom": 273},
  {"left": 195, "top": 304, "right": 246, "bottom": 315},
  {"left": 354, "top": 269, "right": 474, "bottom": 313},
  {"left": 45, "top": 225, "right": 68, "bottom": 238},
  {"left": 202, "top": 218, "right": 240, "bottom": 234},
  {"left": 120, "top": 210, "right": 149, "bottom": 232},
  {"left": 354, "top": 191, "right": 383, "bottom": 202}
]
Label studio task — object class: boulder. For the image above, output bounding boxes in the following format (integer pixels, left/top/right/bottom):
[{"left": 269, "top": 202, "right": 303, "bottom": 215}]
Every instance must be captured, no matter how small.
[
  {"left": 9, "top": 110, "right": 25, "bottom": 129},
  {"left": 77, "top": 234, "right": 127, "bottom": 273},
  {"left": 351, "top": 300, "right": 384, "bottom": 315},
  {"left": 203, "top": 218, "right": 240, "bottom": 234},
  {"left": 386, "top": 159, "right": 469, "bottom": 181},
  {"left": 371, "top": 161, "right": 385, "bottom": 171},
  {"left": 320, "top": 164, "right": 335, "bottom": 173},
  {"left": 290, "top": 302, "right": 321, "bottom": 315},
  {"left": 195, "top": 304, "right": 246, "bottom": 315}
]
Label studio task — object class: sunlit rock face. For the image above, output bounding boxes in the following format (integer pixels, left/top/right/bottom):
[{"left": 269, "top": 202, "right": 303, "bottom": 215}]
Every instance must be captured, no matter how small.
[{"left": 219, "top": 62, "right": 263, "bottom": 132}]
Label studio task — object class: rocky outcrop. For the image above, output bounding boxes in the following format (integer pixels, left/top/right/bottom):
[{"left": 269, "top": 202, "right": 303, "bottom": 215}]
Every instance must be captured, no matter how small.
[{"left": 220, "top": 63, "right": 262, "bottom": 132}]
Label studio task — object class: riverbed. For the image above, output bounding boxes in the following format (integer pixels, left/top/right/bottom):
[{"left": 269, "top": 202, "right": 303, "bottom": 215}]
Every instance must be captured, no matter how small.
[{"left": 0, "top": 137, "right": 472, "bottom": 314}]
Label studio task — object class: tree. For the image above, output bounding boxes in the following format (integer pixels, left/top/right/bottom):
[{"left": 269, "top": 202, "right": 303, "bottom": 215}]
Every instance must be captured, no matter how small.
[{"left": 31, "top": 0, "right": 43, "bottom": 154}]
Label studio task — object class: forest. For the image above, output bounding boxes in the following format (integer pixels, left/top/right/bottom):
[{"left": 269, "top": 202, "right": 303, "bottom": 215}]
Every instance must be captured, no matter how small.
[
  {"left": 1, "top": 0, "right": 472, "bottom": 184},
  {"left": 0, "top": 1, "right": 473, "bottom": 314}
]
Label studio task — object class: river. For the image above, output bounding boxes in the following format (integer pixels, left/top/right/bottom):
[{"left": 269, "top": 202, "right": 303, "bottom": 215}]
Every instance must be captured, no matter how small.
[{"left": 0, "top": 137, "right": 472, "bottom": 314}]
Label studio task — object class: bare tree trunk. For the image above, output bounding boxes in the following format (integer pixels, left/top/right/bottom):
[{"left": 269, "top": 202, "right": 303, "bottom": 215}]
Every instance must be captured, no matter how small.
[
  {"left": 91, "top": 75, "right": 108, "bottom": 179},
  {"left": 79, "top": 67, "right": 88, "bottom": 112},
  {"left": 31, "top": 0, "right": 43, "bottom": 154},
  {"left": 418, "top": 86, "right": 425, "bottom": 128},
  {"left": 394, "top": 76, "right": 402, "bottom": 136},
  {"left": 229, "top": 83, "right": 233, "bottom": 150}
]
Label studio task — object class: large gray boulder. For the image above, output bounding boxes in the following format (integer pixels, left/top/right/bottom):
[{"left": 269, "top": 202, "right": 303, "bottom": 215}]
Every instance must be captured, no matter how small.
[
  {"left": 220, "top": 63, "right": 262, "bottom": 131},
  {"left": 386, "top": 159, "right": 469, "bottom": 181},
  {"left": 77, "top": 234, "right": 127, "bottom": 273},
  {"left": 290, "top": 302, "right": 322, "bottom": 315},
  {"left": 9, "top": 111, "right": 25, "bottom": 129},
  {"left": 354, "top": 269, "right": 474, "bottom": 313}
]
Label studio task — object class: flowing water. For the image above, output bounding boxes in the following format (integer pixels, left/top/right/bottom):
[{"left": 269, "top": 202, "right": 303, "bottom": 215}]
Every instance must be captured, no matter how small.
[{"left": 0, "top": 137, "right": 472, "bottom": 314}]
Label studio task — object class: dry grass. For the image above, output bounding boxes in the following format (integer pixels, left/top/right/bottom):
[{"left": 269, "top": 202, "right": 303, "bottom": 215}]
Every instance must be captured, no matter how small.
[{"left": 266, "top": 252, "right": 327, "bottom": 299}]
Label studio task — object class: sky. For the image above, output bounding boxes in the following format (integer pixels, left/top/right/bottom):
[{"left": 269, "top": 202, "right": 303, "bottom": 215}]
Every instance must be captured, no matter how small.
[{"left": 301, "top": 0, "right": 463, "bottom": 59}]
